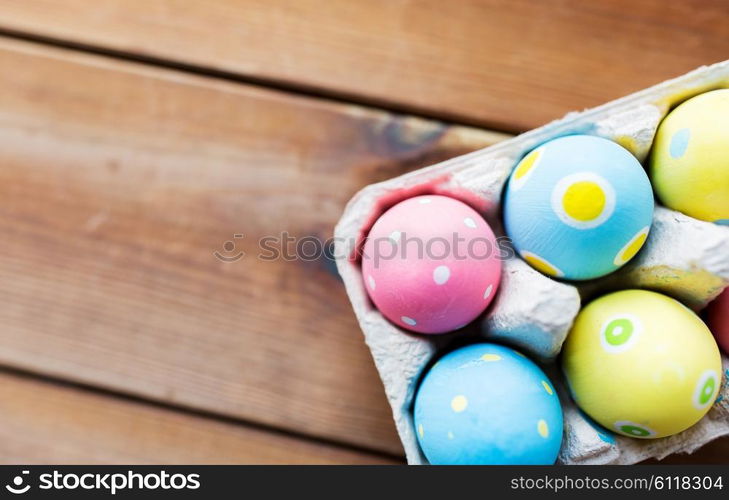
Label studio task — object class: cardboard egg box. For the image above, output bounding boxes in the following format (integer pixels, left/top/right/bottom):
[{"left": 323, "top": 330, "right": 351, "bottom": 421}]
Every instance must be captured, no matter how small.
[{"left": 334, "top": 61, "right": 729, "bottom": 465}]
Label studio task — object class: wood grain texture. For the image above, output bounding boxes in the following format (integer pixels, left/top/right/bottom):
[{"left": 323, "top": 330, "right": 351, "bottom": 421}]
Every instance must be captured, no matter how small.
[
  {"left": 1, "top": 0, "right": 728, "bottom": 132},
  {"left": 1, "top": 365, "right": 714, "bottom": 465},
  {"left": 0, "top": 37, "right": 505, "bottom": 456},
  {"left": 0, "top": 371, "right": 399, "bottom": 464}
]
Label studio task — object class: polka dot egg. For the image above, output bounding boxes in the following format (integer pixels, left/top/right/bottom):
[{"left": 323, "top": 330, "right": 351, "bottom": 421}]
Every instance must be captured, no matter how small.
[
  {"left": 562, "top": 290, "right": 722, "bottom": 439},
  {"left": 503, "top": 135, "right": 654, "bottom": 280},
  {"left": 650, "top": 89, "right": 729, "bottom": 224},
  {"left": 707, "top": 288, "right": 729, "bottom": 355},
  {"left": 414, "top": 343, "right": 563, "bottom": 465},
  {"left": 361, "top": 195, "right": 502, "bottom": 334}
]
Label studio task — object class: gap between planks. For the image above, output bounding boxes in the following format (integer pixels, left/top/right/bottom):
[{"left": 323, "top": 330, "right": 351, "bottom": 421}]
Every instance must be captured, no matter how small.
[
  {"left": 0, "top": 25, "right": 505, "bottom": 136},
  {"left": 0, "top": 0, "right": 728, "bottom": 133},
  {"left": 0, "top": 366, "right": 402, "bottom": 464}
]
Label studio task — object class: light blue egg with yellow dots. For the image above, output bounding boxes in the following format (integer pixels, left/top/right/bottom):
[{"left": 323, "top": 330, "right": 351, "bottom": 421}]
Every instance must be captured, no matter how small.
[
  {"left": 503, "top": 135, "right": 654, "bottom": 280},
  {"left": 413, "top": 343, "right": 563, "bottom": 465}
]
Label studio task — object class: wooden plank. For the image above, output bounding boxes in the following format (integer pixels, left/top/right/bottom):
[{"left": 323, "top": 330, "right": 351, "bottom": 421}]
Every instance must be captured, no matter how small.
[
  {"left": 0, "top": 369, "right": 715, "bottom": 466},
  {"left": 0, "top": 37, "right": 505, "bottom": 456},
  {"left": 0, "top": 366, "right": 719, "bottom": 465},
  {"left": 1, "top": 1, "right": 728, "bottom": 132},
  {"left": 0, "top": 371, "right": 399, "bottom": 464}
]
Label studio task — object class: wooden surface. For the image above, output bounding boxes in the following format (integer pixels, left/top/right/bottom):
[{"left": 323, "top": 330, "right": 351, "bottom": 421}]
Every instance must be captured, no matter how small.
[
  {"left": 1, "top": 0, "right": 728, "bottom": 131},
  {"left": 0, "top": 1, "right": 725, "bottom": 464},
  {"left": 0, "top": 36, "right": 502, "bottom": 459},
  {"left": 0, "top": 370, "right": 396, "bottom": 464}
]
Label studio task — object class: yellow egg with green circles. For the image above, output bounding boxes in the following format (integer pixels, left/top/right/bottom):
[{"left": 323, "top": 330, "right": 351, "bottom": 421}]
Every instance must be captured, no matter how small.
[
  {"left": 650, "top": 89, "right": 729, "bottom": 225},
  {"left": 562, "top": 289, "right": 723, "bottom": 439}
]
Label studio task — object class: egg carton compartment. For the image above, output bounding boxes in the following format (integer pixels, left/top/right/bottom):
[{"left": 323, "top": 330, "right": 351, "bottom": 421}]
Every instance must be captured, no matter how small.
[{"left": 334, "top": 61, "right": 729, "bottom": 465}]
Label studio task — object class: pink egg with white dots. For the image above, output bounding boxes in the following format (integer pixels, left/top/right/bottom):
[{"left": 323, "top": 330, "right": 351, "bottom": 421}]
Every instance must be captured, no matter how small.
[{"left": 361, "top": 195, "right": 502, "bottom": 334}]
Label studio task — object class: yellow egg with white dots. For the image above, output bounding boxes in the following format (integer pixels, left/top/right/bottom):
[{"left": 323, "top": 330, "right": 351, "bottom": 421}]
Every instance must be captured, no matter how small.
[
  {"left": 650, "top": 89, "right": 729, "bottom": 225},
  {"left": 562, "top": 290, "right": 723, "bottom": 438}
]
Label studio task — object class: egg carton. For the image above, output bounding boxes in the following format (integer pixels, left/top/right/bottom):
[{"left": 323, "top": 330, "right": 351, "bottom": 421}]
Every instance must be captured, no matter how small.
[{"left": 334, "top": 61, "right": 729, "bottom": 465}]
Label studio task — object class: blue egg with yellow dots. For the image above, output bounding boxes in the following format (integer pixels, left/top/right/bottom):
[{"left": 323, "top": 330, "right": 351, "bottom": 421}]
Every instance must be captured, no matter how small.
[
  {"left": 503, "top": 135, "right": 654, "bottom": 280},
  {"left": 413, "top": 344, "right": 563, "bottom": 465}
]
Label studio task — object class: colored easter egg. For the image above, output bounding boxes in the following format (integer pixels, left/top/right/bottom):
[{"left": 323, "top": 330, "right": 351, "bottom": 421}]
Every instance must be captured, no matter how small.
[
  {"left": 650, "top": 89, "right": 729, "bottom": 224},
  {"left": 562, "top": 290, "right": 722, "bottom": 439},
  {"left": 361, "top": 195, "right": 502, "bottom": 334},
  {"left": 503, "top": 135, "right": 654, "bottom": 280},
  {"left": 707, "top": 288, "right": 729, "bottom": 355},
  {"left": 414, "top": 344, "right": 563, "bottom": 464}
]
